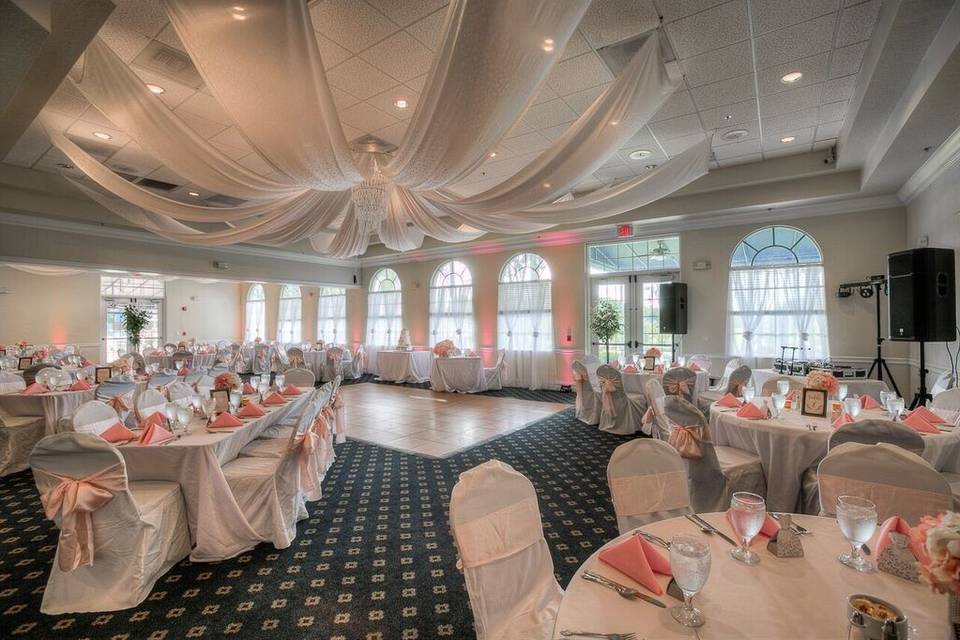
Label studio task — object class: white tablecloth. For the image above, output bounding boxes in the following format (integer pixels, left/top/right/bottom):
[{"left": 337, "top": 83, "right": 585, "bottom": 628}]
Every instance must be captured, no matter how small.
[
  {"left": 621, "top": 370, "right": 709, "bottom": 404},
  {"left": 553, "top": 513, "right": 945, "bottom": 639},
  {"left": 303, "top": 349, "right": 353, "bottom": 380},
  {"left": 145, "top": 353, "right": 216, "bottom": 370},
  {"left": 753, "top": 369, "right": 890, "bottom": 400},
  {"left": 117, "top": 387, "right": 312, "bottom": 562},
  {"left": 0, "top": 388, "right": 97, "bottom": 434},
  {"left": 431, "top": 356, "right": 484, "bottom": 393},
  {"left": 377, "top": 350, "right": 433, "bottom": 383}
]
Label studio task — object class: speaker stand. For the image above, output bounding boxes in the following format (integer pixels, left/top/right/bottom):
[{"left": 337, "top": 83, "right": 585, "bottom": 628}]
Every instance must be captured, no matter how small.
[
  {"left": 865, "top": 280, "right": 901, "bottom": 396},
  {"left": 909, "top": 341, "right": 933, "bottom": 409}
]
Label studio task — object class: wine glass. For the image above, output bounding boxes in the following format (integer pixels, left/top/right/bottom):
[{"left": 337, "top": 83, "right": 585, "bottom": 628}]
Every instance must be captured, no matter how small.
[
  {"left": 836, "top": 495, "right": 877, "bottom": 572},
  {"left": 164, "top": 402, "right": 178, "bottom": 428},
  {"left": 177, "top": 405, "right": 192, "bottom": 434},
  {"left": 729, "top": 492, "right": 766, "bottom": 565},
  {"left": 669, "top": 535, "right": 711, "bottom": 628},
  {"left": 275, "top": 373, "right": 285, "bottom": 390},
  {"left": 879, "top": 389, "right": 892, "bottom": 411},
  {"left": 742, "top": 382, "right": 756, "bottom": 404},
  {"left": 837, "top": 383, "right": 848, "bottom": 402},
  {"left": 771, "top": 393, "right": 786, "bottom": 419},
  {"left": 229, "top": 390, "right": 241, "bottom": 414},
  {"left": 190, "top": 394, "right": 202, "bottom": 415},
  {"left": 888, "top": 396, "right": 905, "bottom": 420},
  {"left": 776, "top": 379, "right": 790, "bottom": 396},
  {"left": 843, "top": 396, "right": 862, "bottom": 420},
  {"left": 250, "top": 375, "right": 260, "bottom": 388},
  {"left": 631, "top": 353, "right": 639, "bottom": 366}
]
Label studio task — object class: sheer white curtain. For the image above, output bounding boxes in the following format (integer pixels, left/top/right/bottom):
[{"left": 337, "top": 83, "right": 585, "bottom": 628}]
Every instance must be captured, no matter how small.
[
  {"left": 367, "top": 269, "right": 402, "bottom": 348},
  {"left": 498, "top": 254, "right": 555, "bottom": 389},
  {"left": 277, "top": 284, "right": 302, "bottom": 343},
  {"left": 317, "top": 288, "right": 346, "bottom": 345},
  {"left": 429, "top": 261, "right": 475, "bottom": 349},
  {"left": 245, "top": 284, "right": 265, "bottom": 342}
]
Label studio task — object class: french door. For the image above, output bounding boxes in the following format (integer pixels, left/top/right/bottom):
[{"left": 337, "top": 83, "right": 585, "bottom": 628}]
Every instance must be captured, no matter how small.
[
  {"left": 102, "top": 296, "right": 164, "bottom": 362},
  {"left": 589, "top": 274, "right": 677, "bottom": 365}
]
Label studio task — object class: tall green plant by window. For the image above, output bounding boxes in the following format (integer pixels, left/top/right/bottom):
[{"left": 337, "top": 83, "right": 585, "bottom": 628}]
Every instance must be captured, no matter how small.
[
  {"left": 121, "top": 304, "right": 151, "bottom": 350},
  {"left": 591, "top": 299, "right": 622, "bottom": 364}
]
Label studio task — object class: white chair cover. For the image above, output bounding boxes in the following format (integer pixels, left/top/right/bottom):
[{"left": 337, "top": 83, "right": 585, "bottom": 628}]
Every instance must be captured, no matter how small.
[
  {"left": 571, "top": 360, "right": 601, "bottom": 425},
  {"left": 252, "top": 344, "right": 270, "bottom": 375},
  {"left": 829, "top": 419, "right": 924, "bottom": 454},
  {"left": 482, "top": 349, "right": 507, "bottom": 391},
  {"left": 195, "top": 375, "right": 215, "bottom": 398},
  {"left": 450, "top": 460, "right": 563, "bottom": 640},
  {"left": 0, "top": 410, "right": 45, "bottom": 476},
  {"left": 608, "top": 439, "right": 691, "bottom": 533},
  {"left": 663, "top": 367, "right": 697, "bottom": 403},
  {"left": 933, "top": 388, "right": 960, "bottom": 411},
  {"left": 818, "top": 442, "right": 951, "bottom": 523},
  {"left": 286, "top": 347, "right": 305, "bottom": 368},
  {"left": 284, "top": 367, "right": 316, "bottom": 388},
  {"left": 687, "top": 354, "right": 712, "bottom": 373},
  {"left": 351, "top": 344, "right": 366, "bottom": 378},
  {"left": 596, "top": 365, "right": 644, "bottom": 435},
  {"left": 0, "top": 370, "right": 26, "bottom": 394},
  {"left": 72, "top": 400, "right": 122, "bottom": 435},
  {"left": 29, "top": 433, "right": 191, "bottom": 613},
  {"left": 171, "top": 351, "right": 194, "bottom": 368},
  {"left": 323, "top": 347, "right": 344, "bottom": 383},
  {"left": 726, "top": 365, "right": 752, "bottom": 395},
  {"left": 165, "top": 381, "right": 194, "bottom": 404},
  {"left": 135, "top": 388, "right": 167, "bottom": 422},
  {"left": 931, "top": 371, "right": 956, "bottom": 397}
]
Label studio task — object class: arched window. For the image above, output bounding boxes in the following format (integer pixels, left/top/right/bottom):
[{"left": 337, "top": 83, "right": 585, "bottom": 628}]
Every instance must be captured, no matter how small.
[
  {"left": 727, "top": 226, "right": 828, "bottom": 359},
  {"left": 317, "top": 287, "right": 347, "bottom": 344},
  {"left": 244, "top": 284, "right": 265, "bottom": 342},
  {"left": 498, "top": 253, "right": 553, "bottom": 352},
  {"left": 367, "top": 268, "right": 402, "bottom": 346},
  {"left": 277, "top": 284, "right": 302, "bottom": 343},
  {"left": 429, "top": 260, "right": 474, "bottom": 349}
]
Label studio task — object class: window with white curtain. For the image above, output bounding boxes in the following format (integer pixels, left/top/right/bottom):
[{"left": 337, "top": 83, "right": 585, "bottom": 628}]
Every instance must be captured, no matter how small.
[
  {"left": 498, "top": 253, "right": 553, "bottom": 351},
  {"left": 367, "top": 268, "right": 402, "bottom": 347},
  {"left": 317, "top": 287, "right": 347, "bottom": 344},
  {"left": 244, "top": 283, "right": 265, "bottom": 342},
  {"left": 726, "top": 226, "right": 829, "bottom": 359},
  {"left": 429, "top": 260, "right": 474, "bottom": 349},
  {"left": 277, "top": 284, "right": 302, "bottom": 343}
]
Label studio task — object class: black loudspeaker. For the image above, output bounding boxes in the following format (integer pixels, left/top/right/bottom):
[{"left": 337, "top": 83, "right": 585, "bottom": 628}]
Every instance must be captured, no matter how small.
[
  {"left": 887, "top": 248, "right": 956, "bottom": 342},
  {"left": 659, "top": 282, "right": 688, "bottom": 335}
]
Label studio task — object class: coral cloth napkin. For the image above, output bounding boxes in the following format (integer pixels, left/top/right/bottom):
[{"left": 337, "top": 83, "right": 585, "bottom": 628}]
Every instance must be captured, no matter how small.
[
  {"left": 901, "top": 412, "right": 940, "bottom": 434},
  {"left": 68, "top": 379, "right": 92, "bottom": 391},
  {"left": 622, "top": 364, "right": 639, "bottom": 374},
  {"left": 716, "top": 393, "right": 743, "bottom": 408},
  {"left": 99, "top": 422, "right": 137, "bottom": 443},
  {"left": 832, "top": 413, "right": 856, "bottom": 428},
  {"left": 209, "top": 412, "right": 243, "bottom": 428},
  {"left": 688, "top": 362, "right": 702, "bottom": 372},
  {"left": 263, "top": 391, "right": 287, "bottom": 405},
  {"left": 598, "top": 534, "right": 671, "bottom": 595},
  {"left": 138, "top": 421, "right": 175, "bottom": 445},
  {"left": 725, "top": 510, "right": 780, "bottom": 546},
  {"left": 177, "top": 367, "right": 190, "bottom": 376},
  {"left": 909, "top": 406, "right": 947, "bottom": 424},
  {"left": 242, "top": 382, "right": 256, "bottom": 395},
  {"left": 736, "top": 402, "right": 766, "bottom": 419},
  {"left": 870, "top": 516, "right": 927, "bottom": 561},
  {"left": 139, "top": 411, "right": 166, "bottom": 430},
  {"left": 238, "top": 402, "right": 266, "bottom": 418},
  {"left": 860, "top": 395, "right": 881, "bottom": 410},
  {"left": 281, "top": 384, "right": 303, "bottom": 396},
  {"left": 20, "top": 382, "right": 49, "bottom": 395}
]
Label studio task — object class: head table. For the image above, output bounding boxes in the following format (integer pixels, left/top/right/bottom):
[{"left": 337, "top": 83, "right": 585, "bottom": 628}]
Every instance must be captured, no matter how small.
[
  {"left": 377, "top": 349, "right": 433, "bottom": 384},
  {"left": 553, "top": 512, "right": 945, "bottom": 639},
  {"left": 431, "top": 355, "right": 484, "bottom": 393}
]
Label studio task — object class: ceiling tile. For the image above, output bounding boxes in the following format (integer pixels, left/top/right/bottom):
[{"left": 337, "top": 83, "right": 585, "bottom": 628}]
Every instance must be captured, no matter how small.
[
  {"left": 531, "top": 84, "right": 560, "bottom": 106},
  {"left": 547, "top": 53, "right": 613, "bottom": 96},
  {"left": 367, "top": 85, "right": 420, "bottom": 120},
  {"left": 829, "top": 41, "right": 868, "bottom": 78},
  {"left": 679, "top": 40, "right": 753, "bottom": 88},
  {"left": 660, "top": 132, "right": 706, "bottom": 155},
  {"left": 713, "top": 138, "right": 761, "bottom": 159},
  {"left": 330, "top": 86, "right": 361, "bottom": 111},
  {"left": 714, "top": 120, "right": 760, "bottom": 145},
  {"left": 520, "top": 98, "right": 579, "bottom": 131},
  {"left": 326, "top": 57, "right": 398, "bottom": 100},
  {"left": 765, "top": 144, "right": 812, "bottom": 158},
  {"left": 309, "top": 0, "right": 399, "bottom": 53},
  {"left": 175, "top": 111, "right": 228, "bottom": 139},
  {"left": 66, "top": 120, "right": 130, "bottom": 148},
  {"left": 836, "top": 0, "right": 880, "bottom": 46},
  {"left": 34, "top": 147, "right": 86, "bottom": 177},
  {"left": 813, "top": 138, "right": 837, "bottom": 151},
  {"left": 578, "top": 0, "right": 659, "bottom": 48},
  {"left": 815, "top": 120, "right": 843, "bottom": 140},
  {"left": 373, "top": 120, "right": 409, "bottom": 146},
  {"left": 45, "top": 81, "right": 89, "bottom": 118},
  {"left": 79, "top": 105, "right": 116, "bottom": 129},
  {"left": 689, "top": 73, "right": 755, "bottom": 110},
  {"left": 154, "top": 23, "right": 186, "bottom": 52},
  {"left": 339, "top": 101, "right": 398, "bottom": 133},
  {"left": 175, "top": 91, "right": 232, "bottom": 125},
  {"left": 405, "top": 9, "right": 446, "bottom": 50},
  {"left": 594, "top": 165, "right": 637, "bottom": 181},
  {"left": 698, "top": 98, "right": 758, "bottom": 129},
  {"left": 756, "top": 52, "right": 829, "bottom": 96},
  {"left": 648, "top": 113, "right": 703, "bottom": 140},
  {"left": 559, "top": 30, "right": 592, "bottom": 61},
  {"left": 561, "top": 83, "right": 609, "bottom": 115},
  {"left": 97, "top": 22, "right": 152, "bottom": 63},
  {"left": 405, "top": 74, "right": 429, "bottom": 93},
  {"left": 365, "top": 0, "right": 448, "bottom": 27},
  {"left": 341, "top": 124, "right": 364, "bottom": 143},
  {"left": 103, "top": 0, "right": 168, "bottom": 39},
  {"left": 209, "top": 127, "right": 254, "bottom": 155},
  {"left": 762, "top": 125, "right": 815, "bottom": 150},
  {"left": 822, "top": 74, "right": 857, "bottom": 102},
  {"left": 754, "top": 13, "right": 837, "bottom": 69},
  {"left": 359, "top": 31, "right": 434, "bottom": 82},
  {"left": 538, "top": 124, "right": 570, "bottom": 142},
  {"left": 818, "top": 100, "right": 848, "bottom": 123},
  {"left": 665, "top": 0, "right": 750, "bottom": 60},
  {"left": 208, "top": 138, "right": 251, "bottom": 161},
  {"left": 619, "top": 127, "right": 662, "bottom": 151},
  {"left": 146, "top": 165, "right": 186, "bottom": 184},
  {"left": 759, "top": 83, "right": 822, "bottom": 117},
  {"left": 654, "top": 0, "right": 728, "bottom": 23},
  {"left": 129, "top": 67, "right": 195, "bottom": 109},
  {"left": 750, "top": 0, "right": 839, "bottom": 35},
  {"left": 501, "top": 132, "right": 553, "bottom": 154},
  {"left": 718, "top": 152, "right": 763, "bottom": 166},
  {"left": 3, "top": 119, "right": 54, "bottom": 168},
  {"left": 317, "top": 33, "right": 354, "bottom": 70},
  {"left": 762, "top": 106, "right": 820, "bottom": 133},
  {"left": 650, "top": 90, "right": 697, "bottom": 122}
]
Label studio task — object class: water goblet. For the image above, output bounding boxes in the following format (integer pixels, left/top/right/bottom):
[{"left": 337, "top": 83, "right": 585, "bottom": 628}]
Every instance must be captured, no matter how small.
[
  {"left": 177, "top": 406, "right": 191, "bottom": 434},
  {"left": 631, "top": 354, "right": 639, "bottom": 366},
  {"left": 879, "top": 389, "right": 891, "bottom": 411},
  {"left": 250, "top": 375, "right": 261, "bottom": 388},
  {"left": 836, "top": 495, "right": 877, "bottom": 572},
  {"left": 229, "top": 390, "right": 241, "bottom": 414},
  {"left": 888, "top": 396, "right": 905, "bottom": 421},
  {"left": 729, "top": 492, "right": 766, "bottom": 565},
  {"left": 164, "top": 402, "right": 178, "bottom": 428},
  {"left": 742, "top": 383, "right": 756, "bottom": 404},
  {"left": 843, "top": 396, "right": 862, "bottom": 420},
  {"left": 190, "top": 394, "right": 202, "bottom": 415},
  {"left": 669, "top": 535, "right": 711, "bottom": 628},
  {"left": 275, "top": 374, "right": 285, "bottom": 389},
  {"left": 777, "top": 379, "right": 790, "bottom": 397},
  {"left": 837, "top": 383, "right": 848, "bottom": 402},
  {"left": 771, "top": 393, "right": 786, "bottom": 419}
]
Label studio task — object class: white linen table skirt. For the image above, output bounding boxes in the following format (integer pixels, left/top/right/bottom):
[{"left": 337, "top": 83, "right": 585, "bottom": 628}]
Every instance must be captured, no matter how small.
[
  {"left": 303, "top": 349, "right": 352, "bottom": 380},
  {"left": 552, "top": 513, "right": 945, "bottom": 639},
  {"left": 430, "top": 356, "right": 484, "bottom": 393},
  {"left": 145, "top": 353, "right": 216, "bottom": 370},
  {"left": 377, "top": 350, "right": 432, "bottom": 383},
  {"left": 752, "top": 368, "right": 889, "bottom": 400},
  {"left": 0, "top": 388, "right": 96, "bottom": 434}
]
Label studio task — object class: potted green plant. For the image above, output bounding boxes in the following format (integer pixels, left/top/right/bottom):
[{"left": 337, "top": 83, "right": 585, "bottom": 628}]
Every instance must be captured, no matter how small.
[
  {"left": 120, "top": 304, "right": 151, "bottom": 353},
  {"left": 591, "top": 299, "right": 622, "bottom": 364}
]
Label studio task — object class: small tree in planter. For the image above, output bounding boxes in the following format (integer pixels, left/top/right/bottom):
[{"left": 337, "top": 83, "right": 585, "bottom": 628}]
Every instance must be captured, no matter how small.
[
  {"left": 591, "top": 299, "right": 622, "bottom": 364},
  {"left": 121, "top": 304, "right": 151, "bottom": 352}
]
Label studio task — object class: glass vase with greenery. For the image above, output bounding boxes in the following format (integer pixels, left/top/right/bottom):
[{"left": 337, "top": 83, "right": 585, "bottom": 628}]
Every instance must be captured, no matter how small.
[
  {"left": 591, "top": 299, "right": 622, "bottom": 364},
  {"left": 121, "top": 304, "right": 151, "bottom": 352}
]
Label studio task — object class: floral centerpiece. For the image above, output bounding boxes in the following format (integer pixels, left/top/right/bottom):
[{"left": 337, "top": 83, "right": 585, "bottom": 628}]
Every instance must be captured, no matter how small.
[
  {"left": 912, "top": 512, "right": 960, "bottom": 623},
  {"left": 433, "top": 339, "right": 455, "bottom": 357},
  {"left": 644, "top": 347, "right": 662, "bottom": 358},
  {"left": 805, "top": 369, "right": 839, "bottom": 395},
  {"left": 214, "top": 372, "right": 242, "bottom": 391},
  {"left": 17, "top": 339, "right": 28, "bottom": 348}
]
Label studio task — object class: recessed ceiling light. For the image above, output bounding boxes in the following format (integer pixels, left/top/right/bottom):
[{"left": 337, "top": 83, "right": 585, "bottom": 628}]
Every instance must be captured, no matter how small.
[
  {"left": 187, "top": 191, "right": 200, "bottom": 197},
  {"left": 722, "top": 114, "right": 733, "bottom": 121},
  {"left": 721, "top": 128, "right": 749, "bottom": 141},
  {"left": 645, "top": 164, "right": 658, "bottom": 170},
  {"left": 231, "top": 6, "right": 247, "bottom": 19},
  {"left": 488, "top": 151, "right": 497, "bottom": 158},
  {"left": 543, "top": 182, "right": 551, "bottom": 188},
  {"left": 780, "top": 136, "right": 796, "bottom": 143},
  {"left": 780, "top": 71, "right": 803, "bottom": 84},
  {"left": 542, "top": 38, "right": 555, "bottom": 52},
  {"left": 628, "top": 149, "right": 652, "bottom": 160},
  {"left": 145, "top": 83, "right": 165, "bottom": 94},
  {"left": 393, "top": 98, "right": 408, "bottom": 109},
  {"left": 92, "top": 131, "right": 112, "bottom": 140}
]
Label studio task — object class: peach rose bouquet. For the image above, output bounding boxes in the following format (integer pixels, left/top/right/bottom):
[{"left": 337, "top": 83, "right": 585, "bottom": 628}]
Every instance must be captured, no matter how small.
[
  {"left": 805, "top": 370, "right": 839, "bottom": 395},
  {"left": 644, "top": 347, "right": 662, "bottom": 358},
  {"left": 433, "top": 339, "right": 455, "bottom": 357},
  {"left": 912, "top": 512, "right": 960, "bottom": 594},
  {"left": 214, "top": 372, "right": 242, "bottom": 391}
]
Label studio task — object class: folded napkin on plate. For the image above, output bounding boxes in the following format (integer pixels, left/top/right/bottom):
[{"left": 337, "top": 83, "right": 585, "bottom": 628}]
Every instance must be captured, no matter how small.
[
  {"left": 860, "top": 395, "right": 881, "bottom": 410},
  {"left": 20, "top": 382, "right": 49, "bottom": 395},
  {"left": 139, "top": 411, "right": 166, "bottom": 429},
  {"left": 177, "top": 367, "right": 190, "bottom": 376},
  {"left": 139, "top": 421, "right": 175, "bottom": 446},
  {"left": 598, "top": 534, "right": 671, "bottom": 595},
  {"left": 281, "top": 384, "right": 302, "bottom": 396},
  {"left": 736, "top": 402, "right": 766, "bottom": 419},
  {"left": 242, "top": 382, "right": 256, "bottom": 395},
  {"left": 901, "top": 412, "right": 940, "bottom": 434},
  {"left": 688, "top": 362, "right": 702, "bottom": 372},
  {"left": 263, "top": 391, "right": 287, "bottom": 405},
  {"left": 909, "top": 406, "right": 947, "bottom": 424},
  {"left": 832, "top": 413, "right": 856, "bottom": 428},
  {"left": 622, "top": 364, "right": 639, "bottom": 373},
  {"left": 725, "top": 510, "right": 780, "bottom": 546},
  {"left": 209, "top": 412, "right": 243, "bottom": 428},
  {"left": 238, "top": 402, "right": 266, "bottom": 418},
  {"left": 68, "top": 379, "right": 91, "bottom": 391},
  {"left": 99, "top": 422, "right": 137, "bottom": 443},
  {"left": 716, "top": 393, "right": 742, "bottom": 408}
]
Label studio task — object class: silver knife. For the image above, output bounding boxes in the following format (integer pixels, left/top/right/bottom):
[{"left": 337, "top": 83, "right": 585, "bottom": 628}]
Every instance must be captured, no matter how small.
[{"left": 690, "top": 513, "right": 739, "bottom": 547}]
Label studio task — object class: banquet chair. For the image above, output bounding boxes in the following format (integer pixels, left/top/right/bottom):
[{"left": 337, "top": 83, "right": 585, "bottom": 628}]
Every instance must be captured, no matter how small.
[
  {"left": 709, "top": 357, "right": 743, "bottom": 392},
  {"left": 286, "top": 347, "right": 305, "bottom": 368},
  {"left": 72, "top": 400, "right": 123, "bottom": 435},
  {"left": 171, "top": 350, "right": 193, "bottom": 368},
  {"left": 932, "top": 371, "right": 956, "bottom": 397},
  {"left": 271, "top": 345, "right": 289, "bottom": 373},
  {"left": 352, "top": 344, "right": 366, "bottom": 377},
  {"left": 0, "top": 401, "right": 45, "bottom": 476},
  {"left": 933, "top": 388, "right": 960, "bottom": 411},
  {"left": 163, "top": 342, "right": 177, "bottom": 355},
  {"left": 571, "top": 360, "right": 601, "bottom": 425},
  {"left": 817, "top": 442, "right": 951, "bottom": 523},
  {"left": 759, "top": 377, "right": 804, "bottom": 397},
  {"left": 324, "top": 347, "right": 344, "bottom": 382},
  {"left": 687, "top": 354, "right": 712, "bottom": 373},
  {"left": 644, "top": 379, "right": 765, "bottom": 513},
  {"left": 121, "top": 352, "right": 147, "bottom": 374},
  {"left": 483, "top": 349, "right": 507, "bottom": 391},
  {"left": 698, "top": 362, "right": 751, "bottom": 413},
  {"left": 252, "top": 344, "right": 270, "bottom": 375},
  {"left": 0, "top": 355, "right": 18, "bottom": 372},
  {"left": 29, "top": 432, "right": 191, "bottom": 614},
  {"left": 449, "top": 460, "right": 563, "bottom": 640},
  {"left": 608, "top": 439, "right": 691, "bottom": 533},
  {"left": 0, "top": 370, "right": 26, "bottom": 394},
  {"left": 135, "top": 388, "right": 167, "bottom": 422},
  {"left": 596, "top": 365, "right": 645, "bottom": 435},
  {"left": 663, "top": 367, "right": 697, "bottom": 403},
  {"left": 284, "top": 367, "right": 316, "bottom": 388},
  {"left": 166, "top": 381, "right": 194, "bottom": 404}
]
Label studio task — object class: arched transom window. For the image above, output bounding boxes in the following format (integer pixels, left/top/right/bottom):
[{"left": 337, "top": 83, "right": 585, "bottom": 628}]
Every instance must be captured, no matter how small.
[
  {"left": 367, "top": 268, "right": 402, "bottom": 346},
  {"left": 429, "top": 260, "right": 474, "bottom": 349},
  {"left": 277, "top": 284, "right": 302, "bottom": 343},
  {"left": 317, "top": 287, "right": 346, "bottom": 344},
  {"left": 498, "top": 253, "right": 553, "bottom": 351},
  {"left": 245, "top": 284, "right": 265, "bottom": 342}
]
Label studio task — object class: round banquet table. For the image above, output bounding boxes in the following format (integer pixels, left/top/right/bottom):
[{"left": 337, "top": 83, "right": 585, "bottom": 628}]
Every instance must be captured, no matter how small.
[
  {"left": 621, "top": 369, "right": 710, "bottom": 404},
  {"left": 430, "top": 356, "right": 484, "bottom": 392},
  {"left": 0, "top": 387, "right": 96, "bottom": 435},
  {"left": 377, "top": 349, "right": 433, "bottom": 383},
  {"left": 752, "top": 369, "right": 889, "bottom": 401},
  {"left": 553, "top": 512, "right": 945, "bottom": 639}
]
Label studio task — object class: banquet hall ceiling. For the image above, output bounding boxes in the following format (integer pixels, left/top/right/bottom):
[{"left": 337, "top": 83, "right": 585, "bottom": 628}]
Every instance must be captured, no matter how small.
[{"left": 2, "top": 0, "right": 881, "bottom": 207}]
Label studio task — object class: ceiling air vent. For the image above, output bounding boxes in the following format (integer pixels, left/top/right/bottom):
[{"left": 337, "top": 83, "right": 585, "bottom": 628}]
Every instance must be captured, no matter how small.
[
  {"left": 137, "top": 177, "right": 179, "bottom": 191},
  {"left": 205, "top": 194, "right": 246, "bottom": 206},
  {"left": 132, "top": 41, "right": 203, "bottom": 89}
]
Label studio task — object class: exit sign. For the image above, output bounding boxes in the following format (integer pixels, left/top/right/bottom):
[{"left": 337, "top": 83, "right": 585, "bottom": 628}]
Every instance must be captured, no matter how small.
[{"left": 617, "top": 224, "right": 633, "bottom": 238}]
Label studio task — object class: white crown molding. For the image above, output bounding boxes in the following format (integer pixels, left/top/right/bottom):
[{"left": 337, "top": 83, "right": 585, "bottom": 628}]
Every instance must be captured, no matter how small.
[
  {"left": 359, "top": 193, "right": 903, "bottom": 267},
  {"left": 897, "top": 123, "right": 960, "bottom": 204}
]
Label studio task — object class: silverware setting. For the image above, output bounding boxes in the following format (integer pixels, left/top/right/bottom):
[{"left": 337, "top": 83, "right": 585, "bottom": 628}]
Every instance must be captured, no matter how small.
[
  {"left": 559, "top": 630, "right": 637, "bottom": 640},
  {"left": 635, "top": 529, "right": 671, "bottom": 549},
  {"left": 770, "top": 513, "right": 812, "bottom": 536},
  {"left": 686, "top": 514, "right": 738, "bottom": 547},
  {"left": 581, "top": 571, "right": 667, "bottom": 608}
]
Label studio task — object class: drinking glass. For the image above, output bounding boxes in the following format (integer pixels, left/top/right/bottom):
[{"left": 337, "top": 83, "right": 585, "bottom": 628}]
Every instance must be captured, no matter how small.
[
  {"left": 229, "top": 390, "right": 241, "bottom": 413},
  {"left": 879, "top": 389, "right": 891, "bottom": 411},
  {"left": 669, "top": 535, "right": 711, "bottom": 628},
  {"left": 729, "top": 492, "right": 766, "bottom": 565},
  {"left": 742, "top": 383, "right": 756, "bottom": 404},
  {"left": 631, "top": 353, "right": 639, "bottom": 366},
  {"left": 177, "top": 406, "right": 191, "bottom": 434},
  {"left": 837, "top": 383, "right": 848, "bottom": 402},
  {"left": 678, "top": 356, "right": 687, "bottom": 367},
  {"left": 888, "top": 396, "right": 905, "bottom": 420},
  {"left": 275, "top": 374, "right": 285, "bottom": 390},
  {"left": 250, "top": 375, "right": 261, "bottom": 388},
  {"left": 164, "top": 402, "right": 178, "bottom": 427},
  {"left": 776, "top": 379, "right": 790, "bottom": 396},
  {"left": 174, "top": 360, "right": 184, "bottom": 371},
  {"left": 843, "top": 396, "right": 862, "bottom": 419},
  {"left": 190, "top": 394, "right": 202, "bottom": 415},
  {"left": 771, "top": 393, "right": 786, "bottom": 419},
  {"left": 836, "top": 496, "right": 877, "bottom": 572}
]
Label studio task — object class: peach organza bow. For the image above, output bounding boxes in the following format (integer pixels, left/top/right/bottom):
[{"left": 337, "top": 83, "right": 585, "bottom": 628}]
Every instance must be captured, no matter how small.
[
  {"left": 106, "top": 395, "right": 129, "bottom": 413},
  {"left": 572, "top": 372, "right": 587, "bottom": 409},
  {"left": 36, "top": 464, "right": 127, "bottom": 572},
  {"left": 312, "top": 412, "right": 330, "bottom": 438},
  {"left": 668, "top": 424, "right": 704, "bottom": 459},
  {"left": 330, "top": 392, "right": 343, "bottom": 411},
  {"left": 320, "top": 405, "right": 337, "bottom": 435},
  {"left": 665, "top": 378, "right": 692, "bottom": 397},
  {"left": 599, "top": 377, "right": 618, "bottom": 416},
  {"left": 297, "top": 431, "right": 322, "bottom": 496},
  {"left": 327, "top": 351, "right": 343, "bottom": 364}
]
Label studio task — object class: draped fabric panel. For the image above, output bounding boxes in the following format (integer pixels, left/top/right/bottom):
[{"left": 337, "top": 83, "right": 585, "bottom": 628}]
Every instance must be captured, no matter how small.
[
  {"left": 367, "top": 291, "right": 402, "bottom": 348},
  {"left": 383, "top": 0, "right": 589, "bottom": 190},
  {"left": 317, "top": 291, "right": 347, "bottom": 344},
  {"left": 326, "top": 210, "right": 372, "bottom": 259},
  {"left": 380, "top": 187, "right": 426, "bottom": 252},
  {"left": 162, "top": 0, "right": 360, "bottom": 190},
  {"left": 277, "top": 287, "right": 303, "bottom": 343},
  {"left": 429, "top": 284, "right": 475, "bottom": 350},
  {"left": 497, "top": 281, "right": 552, "bottom": 352}
]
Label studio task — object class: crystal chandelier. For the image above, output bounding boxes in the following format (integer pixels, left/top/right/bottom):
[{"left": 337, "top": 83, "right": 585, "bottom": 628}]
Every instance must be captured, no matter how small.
[{"left": 351, "top": 169, "right": 388, "bottom": 226}]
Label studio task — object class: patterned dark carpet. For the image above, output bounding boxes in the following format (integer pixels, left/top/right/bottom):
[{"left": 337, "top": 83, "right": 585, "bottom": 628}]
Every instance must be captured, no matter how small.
[{"left": 1, "top": 399, "right": 635, "bottom": 639}]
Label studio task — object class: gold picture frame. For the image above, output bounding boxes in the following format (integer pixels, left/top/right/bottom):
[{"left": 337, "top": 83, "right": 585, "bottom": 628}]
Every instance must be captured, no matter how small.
[{"left": 801, "top": 387, "right": 828, "bottom": 418}]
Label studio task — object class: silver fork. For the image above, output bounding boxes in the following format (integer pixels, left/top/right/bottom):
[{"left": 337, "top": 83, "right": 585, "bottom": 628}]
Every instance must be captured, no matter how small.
[
  {"left": 635, "top": 529, "right": 671, "bottom": 549},
  {"left": 559, "top": 630, "right": 636, "bottom": 640}
]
